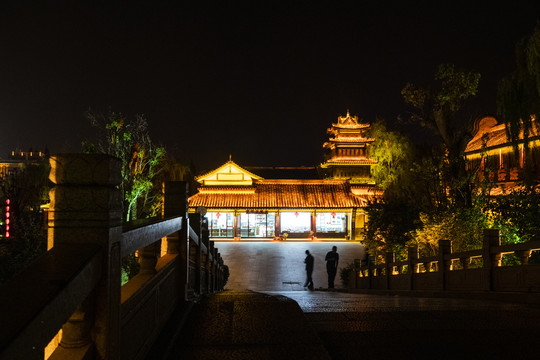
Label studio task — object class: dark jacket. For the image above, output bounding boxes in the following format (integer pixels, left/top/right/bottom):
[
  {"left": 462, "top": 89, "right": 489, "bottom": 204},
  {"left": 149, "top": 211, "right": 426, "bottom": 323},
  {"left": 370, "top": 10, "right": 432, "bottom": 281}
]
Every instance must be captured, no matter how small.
[{"left": 305, "top": 254, "right": 314, "bottom": 272}]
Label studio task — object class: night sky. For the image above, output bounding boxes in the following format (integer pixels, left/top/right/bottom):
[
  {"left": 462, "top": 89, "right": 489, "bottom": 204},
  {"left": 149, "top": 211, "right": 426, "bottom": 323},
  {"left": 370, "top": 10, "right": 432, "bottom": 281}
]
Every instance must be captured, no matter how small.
[{"left": 1, "top": 1, "right": 539, "bottom": 174}]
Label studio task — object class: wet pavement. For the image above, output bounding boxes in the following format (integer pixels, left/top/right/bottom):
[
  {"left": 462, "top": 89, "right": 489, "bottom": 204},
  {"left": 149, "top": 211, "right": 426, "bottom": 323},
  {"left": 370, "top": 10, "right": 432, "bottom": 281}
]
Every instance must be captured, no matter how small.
[
  {"left": 165, "top": 290, "right": 332, "bottom": 360},
  {"left": 265, "top": 291, "right": 540, "bottom": 359},
  {"left": 215, "top": 241, "right": 365, "bottom": 291},
  {"left": 162, "top": 242, "right": 540, "bottom": 359}
]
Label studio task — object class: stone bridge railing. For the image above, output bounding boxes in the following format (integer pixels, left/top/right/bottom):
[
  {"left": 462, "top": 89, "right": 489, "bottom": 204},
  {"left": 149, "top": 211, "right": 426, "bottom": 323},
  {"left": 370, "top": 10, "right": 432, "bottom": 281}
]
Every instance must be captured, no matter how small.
[
  {"left": 0, "top": 154, "right": 226, "bottom": 360},
  {"left": 350, "top": 229, "right": 540, "bottom": 295}
]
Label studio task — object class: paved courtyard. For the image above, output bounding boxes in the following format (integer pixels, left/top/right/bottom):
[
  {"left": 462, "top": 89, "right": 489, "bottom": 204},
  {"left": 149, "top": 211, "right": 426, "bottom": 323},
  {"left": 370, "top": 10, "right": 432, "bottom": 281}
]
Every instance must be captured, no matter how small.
[{"left": 214, "top": 241, "right": 365, "bottom": 291}]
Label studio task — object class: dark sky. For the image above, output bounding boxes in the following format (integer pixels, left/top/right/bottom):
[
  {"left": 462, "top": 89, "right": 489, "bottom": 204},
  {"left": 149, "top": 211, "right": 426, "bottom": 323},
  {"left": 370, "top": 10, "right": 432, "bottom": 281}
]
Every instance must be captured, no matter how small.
[{"left": 1, "top": 1, "right": 539, "bottom": 173}]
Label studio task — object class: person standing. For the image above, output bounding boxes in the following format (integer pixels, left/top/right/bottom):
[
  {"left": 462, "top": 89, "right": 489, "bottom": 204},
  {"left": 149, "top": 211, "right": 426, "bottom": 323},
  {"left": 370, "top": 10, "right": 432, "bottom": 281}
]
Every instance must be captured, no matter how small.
[
  {"left": 304, "top": 250, "right": 314, "bottom": 290},
  {"left": 325, "top": 246, "right": 339, "bottom": 289}
]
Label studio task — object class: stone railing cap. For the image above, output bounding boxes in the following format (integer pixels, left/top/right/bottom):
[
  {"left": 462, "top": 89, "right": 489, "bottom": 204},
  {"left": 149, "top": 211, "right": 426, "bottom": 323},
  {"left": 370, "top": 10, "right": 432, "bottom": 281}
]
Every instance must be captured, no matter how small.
[{"left": 50, "top": 153, "right": 122, "bottom": 186}]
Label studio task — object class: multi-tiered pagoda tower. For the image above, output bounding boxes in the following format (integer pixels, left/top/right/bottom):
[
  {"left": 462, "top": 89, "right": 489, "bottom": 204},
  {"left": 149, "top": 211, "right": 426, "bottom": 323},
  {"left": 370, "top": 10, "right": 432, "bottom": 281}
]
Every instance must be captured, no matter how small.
[{"left": 320, "top": 111, "right": 377, "bottom": 184}]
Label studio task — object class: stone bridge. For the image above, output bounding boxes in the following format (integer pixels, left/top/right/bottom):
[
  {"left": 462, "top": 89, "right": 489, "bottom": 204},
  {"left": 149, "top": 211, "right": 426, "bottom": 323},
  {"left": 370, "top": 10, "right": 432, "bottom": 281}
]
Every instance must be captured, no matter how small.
[{"left": 1, "top": 153, "right": 540, "bottom": 359}]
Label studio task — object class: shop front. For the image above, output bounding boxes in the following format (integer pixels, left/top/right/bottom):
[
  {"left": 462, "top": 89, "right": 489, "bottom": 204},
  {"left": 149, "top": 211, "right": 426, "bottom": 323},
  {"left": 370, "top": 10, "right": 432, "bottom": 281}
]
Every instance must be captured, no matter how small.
[{"left": 188, "top": 160, "right": 370, "bottom": 241}]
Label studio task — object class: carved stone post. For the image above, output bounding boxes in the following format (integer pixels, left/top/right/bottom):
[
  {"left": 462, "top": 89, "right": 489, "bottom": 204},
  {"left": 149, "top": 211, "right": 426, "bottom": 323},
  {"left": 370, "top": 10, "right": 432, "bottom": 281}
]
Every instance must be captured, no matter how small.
[
  {"left": 209, "top": 242, "right": 215, "bottom": 292},
  {"left": 515, "top": 250, "right": 531, "bottom": 265},
  {"left": 407, "top": 246, "right": 418, "bottom": 290},
  {"left": 385, "top": 252, "right": 393, "bottom": 290},
  {"left": 483, "top": 229, "right": 501, "bottom": 291},
  {"left": 164, "top": 181, "right": 189, "bottom": 300},
  {"left": 48, "top": 154, "right": 122, "bottom": 360}
]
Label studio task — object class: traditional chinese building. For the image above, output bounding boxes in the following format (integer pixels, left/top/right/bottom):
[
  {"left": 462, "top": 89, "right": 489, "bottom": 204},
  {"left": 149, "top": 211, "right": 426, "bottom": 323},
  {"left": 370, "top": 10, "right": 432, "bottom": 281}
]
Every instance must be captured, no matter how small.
[
  {"left": 188, "top": 112, "right": 381, "bottom": 241},
  {"left": 320, "top": 110, "right": 377, "bottom": 184},
  {"left": 465, "top": 115, "right": 540, "bottom": 194}
]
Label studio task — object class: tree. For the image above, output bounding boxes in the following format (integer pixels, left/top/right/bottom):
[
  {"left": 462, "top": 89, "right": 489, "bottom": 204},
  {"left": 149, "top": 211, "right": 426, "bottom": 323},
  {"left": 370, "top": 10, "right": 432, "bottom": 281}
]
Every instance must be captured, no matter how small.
[
  {"left": 368, "top": 119, "right": 414, "bottom": 192},
  {"left": 83, "top": 110, "right": 167, "bottom": 221},
  {"left": 365, "top": 120, "right": 421, "bottom": 259},
  {"left": 497, "top": 24, "right": 540, "bottom": 186},
  {"left": 402, "top": 63, "right": 481, "bottom": 206},
  {"left": 0, "top": 160, "right": 50, "bottom": 284}
]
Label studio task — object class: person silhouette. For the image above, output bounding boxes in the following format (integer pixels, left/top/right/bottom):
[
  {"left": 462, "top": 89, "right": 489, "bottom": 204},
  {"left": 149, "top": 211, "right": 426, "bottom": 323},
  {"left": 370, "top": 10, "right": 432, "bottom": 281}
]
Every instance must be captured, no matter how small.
[
  {"left": 303, "top": 250, "right": 314, "bottom": 290},
  {"left": 325, "top": 246, "right": 339, "bottom": 289}
]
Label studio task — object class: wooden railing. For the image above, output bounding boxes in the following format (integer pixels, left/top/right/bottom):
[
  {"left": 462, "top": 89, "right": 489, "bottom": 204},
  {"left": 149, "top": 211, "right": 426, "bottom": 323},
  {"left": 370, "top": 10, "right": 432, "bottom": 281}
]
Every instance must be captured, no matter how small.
[
  {"left": 351, "top": 229, "right": 540, "bottom": 294},
  {"left": 0, "top": 154, "right": 226, "bottom": 360}
]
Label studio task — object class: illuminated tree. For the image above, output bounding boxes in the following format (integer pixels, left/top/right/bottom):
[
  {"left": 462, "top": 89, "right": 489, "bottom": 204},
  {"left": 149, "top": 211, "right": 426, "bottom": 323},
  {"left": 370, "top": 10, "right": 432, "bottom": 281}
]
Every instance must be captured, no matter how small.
[
  {"left": 83, "top": 110, "right": 167, "bottom": 221},
  {"left": 402, "top": 63, "right": 481, "bottom": 207}
]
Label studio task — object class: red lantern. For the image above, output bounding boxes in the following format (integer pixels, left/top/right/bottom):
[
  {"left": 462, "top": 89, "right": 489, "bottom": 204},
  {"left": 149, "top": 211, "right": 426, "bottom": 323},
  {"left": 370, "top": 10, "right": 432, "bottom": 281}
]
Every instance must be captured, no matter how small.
[
  {"left": 294, "top": 212, "right": 299, "bottom": 217},
  {"left": 216, "top": 212, "right": 221, "bottom": 219},
  {"left": 331, "top": 212, "right": 336, "bottom": 218}
]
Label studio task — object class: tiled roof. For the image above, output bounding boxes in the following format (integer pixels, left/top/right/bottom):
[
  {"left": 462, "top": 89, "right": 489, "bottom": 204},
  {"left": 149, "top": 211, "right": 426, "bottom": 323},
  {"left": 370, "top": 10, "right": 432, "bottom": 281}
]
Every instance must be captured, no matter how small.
[
  {"left": 188, "top": 180, "right": 367, "bottom": 209},
  {"left": 466, "top": 118, "right": 540, "bottom": 153},
  {"left": 327, "top": 137, "right": 375, "bottom": 143},
  {"left": 243, "top": 166, "right": 320, "bottom": 180},
  {"left": 466, "top": 126, "right": 508, "bottom": 152},
  {"left": 324, "top": 158, "right": 378, "bottom": 165}
]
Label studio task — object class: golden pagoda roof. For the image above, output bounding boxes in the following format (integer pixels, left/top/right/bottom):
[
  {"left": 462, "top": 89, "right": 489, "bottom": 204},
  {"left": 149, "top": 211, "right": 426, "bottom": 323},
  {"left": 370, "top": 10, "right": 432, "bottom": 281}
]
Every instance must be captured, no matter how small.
[
  {"left": 328, "top": 110, "right": 371, "bottom": 129},
  {"left": 196, "top": 160, "right": 263, "bottom": 185}
]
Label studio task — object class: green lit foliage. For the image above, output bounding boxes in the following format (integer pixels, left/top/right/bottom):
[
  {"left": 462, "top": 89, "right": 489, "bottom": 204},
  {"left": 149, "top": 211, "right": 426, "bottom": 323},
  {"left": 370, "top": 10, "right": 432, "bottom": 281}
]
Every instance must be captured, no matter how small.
[
  {"left": 402, "top": 64, "right": 481, "bottom": 206},
  {"left": 365, "top": 200, "right": 419, "bottom": 260},
  {"left": 340, "top": 262, "right": 356, "bottom": 287},
  {"left": 365, "top": 120, "right": 448, "bottom": 259},
  {"left": 368, "top": 118, "right": 414, "bottom": 192},
  {"left": 83, "top": 110, "right": 167, "bottom": 221},
  {"left": 408, "top": 206, "right": 488, "bottom": 257},
  {"left": 486, "top": 189, "right": 540, "bottom": 244},
  {"left": 83, "top": 110, "right": 168, "bottom": 283}
]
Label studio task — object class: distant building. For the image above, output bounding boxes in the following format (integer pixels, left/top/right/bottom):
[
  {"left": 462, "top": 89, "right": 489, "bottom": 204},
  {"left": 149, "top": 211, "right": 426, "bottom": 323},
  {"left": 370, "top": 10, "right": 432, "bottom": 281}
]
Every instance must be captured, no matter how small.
[
  {"left": 465, "top": 115, "right": 540, "bottom": 193},
  {"left": 0, "top": 148, "right": 48, "bottom": 178},
  {"left": 320, "top": 110, "right": 377, "bottom": 185},
  {"left": 188, "top": 112, "right": 381, "bottom": 241}
]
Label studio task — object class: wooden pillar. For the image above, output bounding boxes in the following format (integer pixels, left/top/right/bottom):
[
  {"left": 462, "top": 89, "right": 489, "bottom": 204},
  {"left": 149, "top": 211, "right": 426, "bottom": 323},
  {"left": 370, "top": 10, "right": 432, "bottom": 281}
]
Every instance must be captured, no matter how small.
[
  {"left": 275, "top": 210, "right": 280, "bottom": 237},
  {"left": 233, "top": 211, "right": 238, "bottom": 238},
  {"left": 350, "top": 208, "right": 356, "bottom": 241},
  {"left": 48, "top": 154, "right": 123, "bottom": 360},
  {"left": 311, "top": 210, "right": 316, "bottom": 239}
]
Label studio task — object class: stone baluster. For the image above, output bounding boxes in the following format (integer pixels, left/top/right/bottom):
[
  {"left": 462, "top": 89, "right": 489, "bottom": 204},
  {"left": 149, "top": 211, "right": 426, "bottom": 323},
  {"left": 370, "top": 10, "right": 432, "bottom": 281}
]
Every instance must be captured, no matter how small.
[
  {"left": 385, "top": 252, "right": 393, "bottom": 289},
  {"left": 138, "top": 243, "right": 158, "bottom": 275},
  {"left": 459, "top": 257, "right": 470, "bottom": 270},
  {"left": 407, "top": 246, "right": 418, "bottom": 290},
  {"left": 438, "top": 240, "right": 451, "bottom": 291},
  {"left": 164, "top": 181, "right": 190, "bottom": 300},
  {"left": 48, "top": 154, "right": 122, "bottom": 360},
  {"left": 515, "top": 250, "right": 531, "bottom": 265}
]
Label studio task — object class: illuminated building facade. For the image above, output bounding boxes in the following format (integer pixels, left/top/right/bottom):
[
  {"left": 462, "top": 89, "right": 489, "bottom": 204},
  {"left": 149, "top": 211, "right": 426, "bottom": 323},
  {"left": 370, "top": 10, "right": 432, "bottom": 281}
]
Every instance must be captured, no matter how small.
[
  {"left": 465, "top": 115, "right": 540, "bottom": 193},
  {"left": 320, "top": 110, "right": 377, "bottom": 184},
  {"left": 0, "top": 148, "right": 48, "bottom": 178},
  {"left": 188, "top": 112, "right": 381, "bottom": 241}
]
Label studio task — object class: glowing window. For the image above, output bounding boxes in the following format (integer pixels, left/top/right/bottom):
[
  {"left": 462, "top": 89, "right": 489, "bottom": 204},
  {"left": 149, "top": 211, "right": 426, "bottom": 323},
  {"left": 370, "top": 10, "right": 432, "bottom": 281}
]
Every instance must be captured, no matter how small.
[
  {"left": 316, "top": 213, "right": 347, "bottom": 233},
  {"left": 281, "top": 212, "right": 311, "bottom": 233}
]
